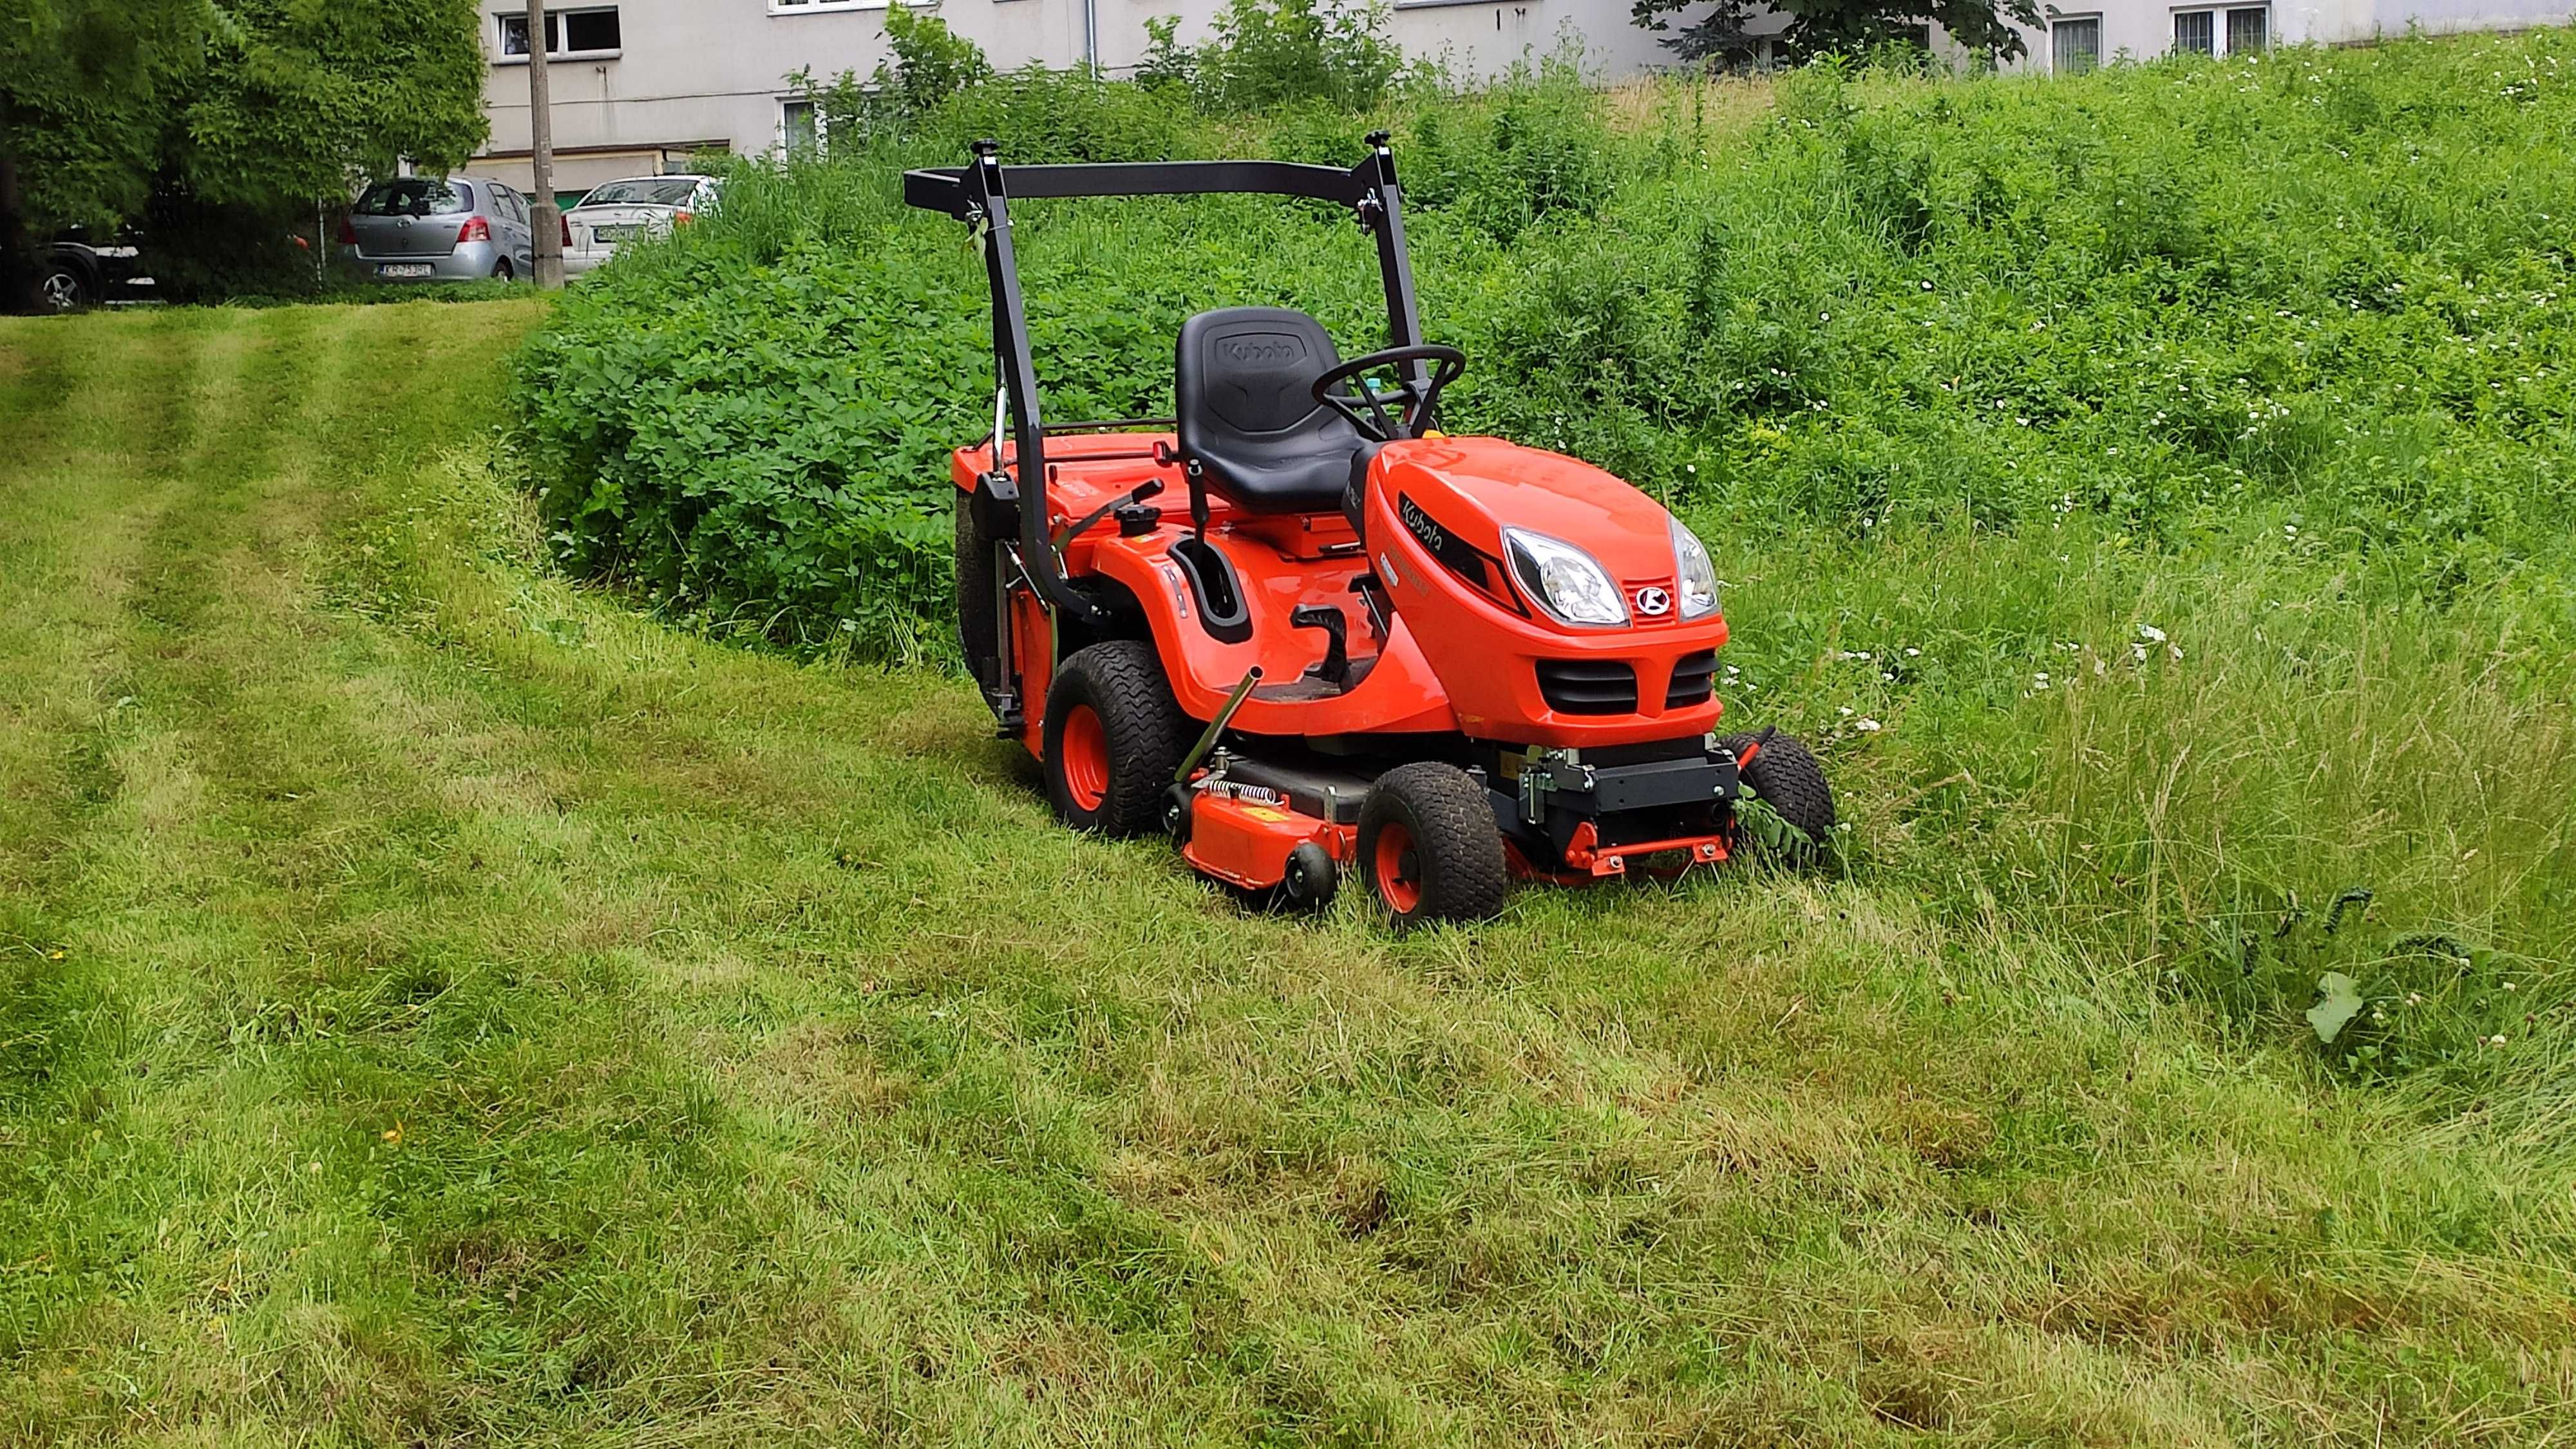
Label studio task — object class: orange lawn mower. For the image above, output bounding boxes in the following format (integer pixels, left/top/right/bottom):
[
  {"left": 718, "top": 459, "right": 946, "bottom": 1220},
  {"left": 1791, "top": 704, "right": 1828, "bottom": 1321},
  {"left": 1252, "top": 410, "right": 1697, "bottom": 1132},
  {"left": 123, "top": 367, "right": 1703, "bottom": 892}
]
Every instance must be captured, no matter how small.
[{"left": 906, "top": 135, "right": 1833, "bottom": 927}]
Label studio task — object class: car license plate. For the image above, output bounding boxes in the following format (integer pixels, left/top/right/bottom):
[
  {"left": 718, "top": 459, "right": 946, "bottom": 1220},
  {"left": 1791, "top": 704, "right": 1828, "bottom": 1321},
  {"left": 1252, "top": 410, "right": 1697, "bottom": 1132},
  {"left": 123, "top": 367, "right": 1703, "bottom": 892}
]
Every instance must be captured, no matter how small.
[
  {"left": 377, "top": 263, "right": 435, "bottom": 279},
  {"left": 591, "top": 225, "right": 638, "bottom": 243}
]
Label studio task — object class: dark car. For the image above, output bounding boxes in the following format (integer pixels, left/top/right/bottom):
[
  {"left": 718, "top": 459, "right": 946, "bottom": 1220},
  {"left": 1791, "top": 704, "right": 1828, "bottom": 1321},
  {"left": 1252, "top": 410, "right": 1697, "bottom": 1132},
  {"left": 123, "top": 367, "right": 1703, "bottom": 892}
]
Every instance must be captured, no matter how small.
[{"left": 40, "top": 232, "right": 152, "bottom": 310}]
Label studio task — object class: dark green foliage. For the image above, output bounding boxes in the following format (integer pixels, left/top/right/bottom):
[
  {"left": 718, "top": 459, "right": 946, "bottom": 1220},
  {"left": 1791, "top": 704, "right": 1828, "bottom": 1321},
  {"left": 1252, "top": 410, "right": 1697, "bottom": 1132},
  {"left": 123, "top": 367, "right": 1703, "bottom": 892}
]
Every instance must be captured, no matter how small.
[
  {"left": 140, "top": 191, "right": 354, "bottom": 303},
  {"left": 176, "top": 0, "right": 489, "bottom": 205},
  {"left": 0, "top": 0, "right": 205, "bottom": 227}
]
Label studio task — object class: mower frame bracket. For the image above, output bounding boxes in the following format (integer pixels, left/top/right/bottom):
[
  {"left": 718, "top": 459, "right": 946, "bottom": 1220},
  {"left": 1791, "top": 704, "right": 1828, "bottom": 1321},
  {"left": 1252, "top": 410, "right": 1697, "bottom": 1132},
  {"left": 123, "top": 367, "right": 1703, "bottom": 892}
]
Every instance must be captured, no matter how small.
[{"left": 906, "top": 139, "right": 1428, "bottom": 636}]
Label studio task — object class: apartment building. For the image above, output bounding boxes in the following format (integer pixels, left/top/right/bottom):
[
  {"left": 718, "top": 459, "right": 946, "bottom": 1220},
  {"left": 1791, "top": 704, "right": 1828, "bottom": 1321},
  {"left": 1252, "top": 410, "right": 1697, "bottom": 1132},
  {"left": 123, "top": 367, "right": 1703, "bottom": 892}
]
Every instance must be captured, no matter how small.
[
  {"left": 2018, "top": 0, "right": 2565, "bottom": 72},
  {"left": 470, "top": 0, "right": 1680, "bottom": 201},
  {"left": 466, "top": 0, "right": 2568, "bottom": 199}
]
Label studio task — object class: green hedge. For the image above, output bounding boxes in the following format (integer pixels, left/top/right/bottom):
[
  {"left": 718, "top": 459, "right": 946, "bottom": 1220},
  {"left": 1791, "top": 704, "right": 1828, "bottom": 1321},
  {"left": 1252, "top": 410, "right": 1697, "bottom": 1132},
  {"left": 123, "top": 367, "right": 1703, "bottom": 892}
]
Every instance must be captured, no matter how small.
[{"left": 513, "top": 32, "right": 2576, "bottom": 657}]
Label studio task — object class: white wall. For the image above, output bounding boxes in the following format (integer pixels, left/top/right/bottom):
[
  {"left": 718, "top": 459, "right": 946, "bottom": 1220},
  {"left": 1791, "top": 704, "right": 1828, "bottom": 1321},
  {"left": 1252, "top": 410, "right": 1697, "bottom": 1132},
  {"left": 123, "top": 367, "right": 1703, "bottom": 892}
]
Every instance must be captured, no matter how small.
[
  {"left": 469, "top": 0, "right": 2569, "bottom": 191},
  {"left": 472, "top": 0, "right": 1706, "bottom": 189},
  {"left": 2007, "top": 0, "right": 2566, "bottom": 72},
  {"left": 477, "top": 0, "right": 1087, "bottom": 193}
]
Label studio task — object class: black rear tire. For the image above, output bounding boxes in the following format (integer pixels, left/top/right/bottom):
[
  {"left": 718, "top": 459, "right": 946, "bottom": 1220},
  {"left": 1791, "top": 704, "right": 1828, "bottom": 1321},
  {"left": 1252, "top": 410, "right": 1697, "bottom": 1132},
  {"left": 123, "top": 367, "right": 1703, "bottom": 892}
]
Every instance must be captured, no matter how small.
[
  {"left": 956, "top": 492, "right": 1001, "bottom": 692},
  {"left": 1722, "top": 732, "right": 1835, "bottom": 862},
  {"left": 1356, "top": 762, "right": 1506, "bottom": 929},
  {"left": 1043, "top": 640, "right": 1190, "bottom": 837}
]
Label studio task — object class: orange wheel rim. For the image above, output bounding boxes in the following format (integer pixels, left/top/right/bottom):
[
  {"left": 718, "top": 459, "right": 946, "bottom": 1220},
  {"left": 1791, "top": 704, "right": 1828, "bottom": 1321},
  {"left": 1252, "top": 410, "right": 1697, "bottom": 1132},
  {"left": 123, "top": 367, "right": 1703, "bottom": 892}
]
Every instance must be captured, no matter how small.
[
  {"left": 1059, "top": 705, "right": 1110, "bottom": 812},
  {"left": 1372, "top": 820, "right": 1423, "bottom": 914}
]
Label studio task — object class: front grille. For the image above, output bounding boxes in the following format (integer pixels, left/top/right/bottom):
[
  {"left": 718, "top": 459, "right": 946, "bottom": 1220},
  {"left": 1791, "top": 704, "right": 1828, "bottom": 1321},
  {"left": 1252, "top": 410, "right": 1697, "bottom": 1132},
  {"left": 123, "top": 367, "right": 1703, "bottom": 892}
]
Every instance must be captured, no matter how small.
[
  {"left": 1665, "top": 650, "right": 1718, "bottom": 708},
  {"left": 1536, "top": 658, "right": 1637, "bottom": 715}
]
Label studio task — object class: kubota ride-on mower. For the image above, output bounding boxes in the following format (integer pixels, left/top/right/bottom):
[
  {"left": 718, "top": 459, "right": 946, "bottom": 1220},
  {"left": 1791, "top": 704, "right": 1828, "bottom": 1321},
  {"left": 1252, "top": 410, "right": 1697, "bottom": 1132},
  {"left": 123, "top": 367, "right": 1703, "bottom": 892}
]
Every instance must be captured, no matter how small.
[{"left": 906, "top": 136, "right": 1833, "bottom": 927}]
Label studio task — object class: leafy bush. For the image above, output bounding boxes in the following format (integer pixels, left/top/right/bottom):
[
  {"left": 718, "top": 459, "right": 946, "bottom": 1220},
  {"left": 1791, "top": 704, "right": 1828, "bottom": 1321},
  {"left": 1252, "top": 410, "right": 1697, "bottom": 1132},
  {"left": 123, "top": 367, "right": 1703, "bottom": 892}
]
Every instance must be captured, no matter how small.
[
  {"left": 787, "top": 8, "right": 992, "bottom": 149},
  {"left": 1170, "top": 0, "right": 1405, "bottom": 111},
  {"left": 523, "top": 32, "right": 2576, "bottom": 651},
  {"left": 1401, "top": 61, "right": 1613, "bottom": 245}
]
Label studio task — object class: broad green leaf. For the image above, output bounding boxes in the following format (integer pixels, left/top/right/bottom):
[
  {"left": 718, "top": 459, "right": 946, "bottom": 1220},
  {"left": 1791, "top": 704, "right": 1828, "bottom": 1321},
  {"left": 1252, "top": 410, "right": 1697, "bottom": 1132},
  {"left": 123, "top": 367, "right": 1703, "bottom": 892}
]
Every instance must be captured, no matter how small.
[{"left": 2306, "top": 972, "right": 2365, "bottom": 1045}]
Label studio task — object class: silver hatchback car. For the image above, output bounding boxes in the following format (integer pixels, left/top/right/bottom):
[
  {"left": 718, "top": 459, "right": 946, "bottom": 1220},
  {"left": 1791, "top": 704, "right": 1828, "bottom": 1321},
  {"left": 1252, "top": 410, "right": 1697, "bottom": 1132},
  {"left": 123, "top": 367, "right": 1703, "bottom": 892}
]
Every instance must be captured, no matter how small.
[{"left": 337, "top": 176, "right": 538, "bottom": 283}]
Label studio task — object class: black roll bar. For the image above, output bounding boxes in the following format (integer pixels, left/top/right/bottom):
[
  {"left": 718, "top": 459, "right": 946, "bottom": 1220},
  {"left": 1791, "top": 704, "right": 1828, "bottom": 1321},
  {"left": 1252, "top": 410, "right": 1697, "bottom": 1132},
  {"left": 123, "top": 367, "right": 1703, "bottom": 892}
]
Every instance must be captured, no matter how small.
[{"left": 905, "top": 135, "right": 1427, "bottom": 630}]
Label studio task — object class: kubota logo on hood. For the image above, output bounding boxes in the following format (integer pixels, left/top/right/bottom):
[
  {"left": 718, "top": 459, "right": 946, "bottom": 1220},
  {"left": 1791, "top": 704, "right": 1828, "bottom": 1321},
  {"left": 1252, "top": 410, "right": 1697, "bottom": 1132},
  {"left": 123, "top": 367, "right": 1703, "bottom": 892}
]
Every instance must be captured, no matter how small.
[
  {"left": 1634, "top": 587, "right": 1672, "bottom": 616},
  {"left": 1399, "top": 494, "right": 1446, "bottom": 552}
]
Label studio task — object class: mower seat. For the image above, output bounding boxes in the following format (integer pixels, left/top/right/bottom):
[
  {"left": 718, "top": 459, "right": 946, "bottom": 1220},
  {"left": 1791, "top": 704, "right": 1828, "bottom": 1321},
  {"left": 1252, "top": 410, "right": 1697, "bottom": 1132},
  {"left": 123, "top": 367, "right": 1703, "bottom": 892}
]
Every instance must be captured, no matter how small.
[{"left": 1174, "top": 307, "right": 1366, "bottom": 516}]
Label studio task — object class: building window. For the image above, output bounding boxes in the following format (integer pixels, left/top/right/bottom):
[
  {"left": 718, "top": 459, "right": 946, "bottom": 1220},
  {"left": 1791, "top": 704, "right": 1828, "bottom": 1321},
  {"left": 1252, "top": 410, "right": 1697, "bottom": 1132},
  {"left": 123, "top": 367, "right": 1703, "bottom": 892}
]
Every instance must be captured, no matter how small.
[
  {"left": 497, "top": 6, "right": 621, "bottom": 58},
  {"left": 2174, "top": 10, "right": 2213, "bottom": 54},
  {"left": 2050, "top": 15, "right": 2101, "bottom": 73},
  {"left": 781, "top": 99, "right": 821, "bottom": 155},
  {"left": 2225, "top": 5, "right": 2268, "bottom": 53},
  {"left": 770, "top": 0, "right": 894, "bottom": 13}
]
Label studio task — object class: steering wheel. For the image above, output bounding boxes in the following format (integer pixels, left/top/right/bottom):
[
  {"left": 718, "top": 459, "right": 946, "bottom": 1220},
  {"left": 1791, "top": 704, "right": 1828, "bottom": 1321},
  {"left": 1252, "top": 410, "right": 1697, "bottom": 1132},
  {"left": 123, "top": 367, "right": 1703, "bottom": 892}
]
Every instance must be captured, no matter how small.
[{"left": 1310, "top": 345, "right": 1468, "bottom": 443}]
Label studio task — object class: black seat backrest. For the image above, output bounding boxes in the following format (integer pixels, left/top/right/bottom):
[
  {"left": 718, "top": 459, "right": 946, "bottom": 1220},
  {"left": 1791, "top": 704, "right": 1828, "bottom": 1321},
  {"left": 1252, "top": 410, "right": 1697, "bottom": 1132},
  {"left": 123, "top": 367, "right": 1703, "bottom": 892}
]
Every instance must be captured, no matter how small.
[{"left": 1174, "top": 307, "right": 1365, "bottom": 516}]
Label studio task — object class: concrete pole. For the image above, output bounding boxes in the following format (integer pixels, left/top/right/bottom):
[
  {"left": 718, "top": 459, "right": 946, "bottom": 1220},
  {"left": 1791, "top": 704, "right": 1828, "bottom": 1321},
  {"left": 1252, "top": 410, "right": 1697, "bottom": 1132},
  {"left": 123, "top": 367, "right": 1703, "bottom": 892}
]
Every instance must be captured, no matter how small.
[{"left": 524, "top": 0, "right": 564, "bottom": 289}]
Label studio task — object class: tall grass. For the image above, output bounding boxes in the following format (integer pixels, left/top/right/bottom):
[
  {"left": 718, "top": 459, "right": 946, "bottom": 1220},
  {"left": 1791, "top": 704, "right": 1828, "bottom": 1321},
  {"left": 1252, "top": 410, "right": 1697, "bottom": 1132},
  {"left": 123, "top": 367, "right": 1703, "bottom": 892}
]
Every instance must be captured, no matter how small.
[{"left": 514, "top": 31, "right": 2576, "bottom": 1117}]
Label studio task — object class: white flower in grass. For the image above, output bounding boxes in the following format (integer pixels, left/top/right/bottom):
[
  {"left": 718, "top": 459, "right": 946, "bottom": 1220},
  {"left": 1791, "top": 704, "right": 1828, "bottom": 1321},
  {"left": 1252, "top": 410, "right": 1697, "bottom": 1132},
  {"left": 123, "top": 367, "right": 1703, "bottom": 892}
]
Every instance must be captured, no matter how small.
[
  {"left": 1853, "top": 717, "right": 1882, "bottom": 733},
  {"left": 2137, "top": 623, "right": 2168, "bottom": 643}
]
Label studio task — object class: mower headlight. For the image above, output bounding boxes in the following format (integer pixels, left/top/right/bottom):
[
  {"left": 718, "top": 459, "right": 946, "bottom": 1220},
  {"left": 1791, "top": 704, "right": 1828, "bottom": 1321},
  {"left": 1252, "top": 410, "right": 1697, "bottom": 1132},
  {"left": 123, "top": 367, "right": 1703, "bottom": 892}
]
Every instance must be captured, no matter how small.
[
  {"left": 1504, "top": 527, "right": 1628, "bottom": 628},
  {"left": 1669, "top": 516, "right": 1720, "bottom": 620}
]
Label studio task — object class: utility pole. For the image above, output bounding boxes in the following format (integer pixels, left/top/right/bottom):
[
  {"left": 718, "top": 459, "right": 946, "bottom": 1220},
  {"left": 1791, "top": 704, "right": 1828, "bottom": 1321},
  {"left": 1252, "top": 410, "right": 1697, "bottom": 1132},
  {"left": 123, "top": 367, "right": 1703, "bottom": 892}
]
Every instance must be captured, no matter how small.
[{"left": 524, "top": 0, "right": 564, "bottom": 288}]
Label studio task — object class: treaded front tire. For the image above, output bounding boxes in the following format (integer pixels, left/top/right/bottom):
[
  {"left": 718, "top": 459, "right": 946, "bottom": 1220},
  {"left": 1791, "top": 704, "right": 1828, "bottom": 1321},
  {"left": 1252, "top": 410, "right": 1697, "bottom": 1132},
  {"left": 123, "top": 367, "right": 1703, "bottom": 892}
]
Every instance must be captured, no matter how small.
[
  {"left": 1722, "top": 732, "right": 1835, "bottom": 863},
  {"left": 1043, "top": 640, "right": 1190, "bottom": 837},
  {"left": 1356, "top": 762, "right": 1506, "bottom": 929}
]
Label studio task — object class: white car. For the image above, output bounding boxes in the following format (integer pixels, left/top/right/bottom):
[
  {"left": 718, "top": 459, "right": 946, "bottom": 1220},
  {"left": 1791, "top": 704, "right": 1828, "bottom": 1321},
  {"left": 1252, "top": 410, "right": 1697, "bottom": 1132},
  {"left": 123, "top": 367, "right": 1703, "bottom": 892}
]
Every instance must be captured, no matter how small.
[{"left": 561, "top": 175, "right": 720, "bottom": 276}]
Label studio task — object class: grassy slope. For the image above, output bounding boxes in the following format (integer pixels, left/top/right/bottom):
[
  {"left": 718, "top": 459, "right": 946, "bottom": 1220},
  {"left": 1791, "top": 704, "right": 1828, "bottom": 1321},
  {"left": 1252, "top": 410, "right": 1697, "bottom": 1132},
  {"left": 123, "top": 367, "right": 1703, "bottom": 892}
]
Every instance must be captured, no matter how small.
[{"left": 1, "top": 302, "right": 2571, "bottom": 1448}]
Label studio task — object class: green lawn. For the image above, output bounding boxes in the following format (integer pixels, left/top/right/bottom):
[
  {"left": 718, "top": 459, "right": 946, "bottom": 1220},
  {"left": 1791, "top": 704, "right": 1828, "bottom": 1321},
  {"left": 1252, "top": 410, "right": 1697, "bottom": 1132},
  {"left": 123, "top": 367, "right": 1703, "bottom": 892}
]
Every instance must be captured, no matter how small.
[{"left": 3, "top": 301, "right": 2572, "bottom": 1444}]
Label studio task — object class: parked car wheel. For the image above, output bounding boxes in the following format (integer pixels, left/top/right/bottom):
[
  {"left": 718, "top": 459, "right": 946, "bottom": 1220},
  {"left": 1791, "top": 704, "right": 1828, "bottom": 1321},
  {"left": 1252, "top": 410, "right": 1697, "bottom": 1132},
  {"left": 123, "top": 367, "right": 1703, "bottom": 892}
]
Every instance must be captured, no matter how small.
[
  {"left": 492, "top": 259, "right": 515, "bottom": 281},
  {"left": 40, "top": 263, "right": 91, "bottom": 312}
]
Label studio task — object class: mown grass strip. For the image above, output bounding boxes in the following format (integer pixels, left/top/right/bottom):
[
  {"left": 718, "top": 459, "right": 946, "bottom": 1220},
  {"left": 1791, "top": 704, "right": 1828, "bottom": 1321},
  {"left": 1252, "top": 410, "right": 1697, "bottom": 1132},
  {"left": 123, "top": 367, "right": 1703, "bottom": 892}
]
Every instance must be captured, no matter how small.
[{"left": 3, "top": 278, "right": 2573, "bottom": 1443}]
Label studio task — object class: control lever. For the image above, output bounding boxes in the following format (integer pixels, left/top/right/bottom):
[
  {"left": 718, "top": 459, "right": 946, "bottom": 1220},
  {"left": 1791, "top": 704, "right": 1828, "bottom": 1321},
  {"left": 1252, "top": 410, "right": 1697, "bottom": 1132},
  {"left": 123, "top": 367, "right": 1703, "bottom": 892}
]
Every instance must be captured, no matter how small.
[
  {"left": 1348, "top": 573, "right": 1388, "bottom": 639},
  {"left": 1054, "top": 478, "right": 1165, "bottom": 550},
  {"left": 1291, "top": 604, "right": 1349, "bottom": 686}
]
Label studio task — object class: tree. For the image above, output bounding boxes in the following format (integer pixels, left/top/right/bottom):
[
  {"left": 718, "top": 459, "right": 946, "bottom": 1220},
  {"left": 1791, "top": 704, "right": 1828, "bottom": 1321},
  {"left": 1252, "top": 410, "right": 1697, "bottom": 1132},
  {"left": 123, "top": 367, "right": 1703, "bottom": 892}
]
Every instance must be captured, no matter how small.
[
  {"left": 0, "top": 0, "right": 201, "bottom": 308},
  {"left": 0, "top": 0, "right": 488, "bottom": 308},
  {"left": 1631, "top": 0, "right": 2041, "bottom": 69}
]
